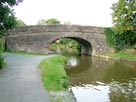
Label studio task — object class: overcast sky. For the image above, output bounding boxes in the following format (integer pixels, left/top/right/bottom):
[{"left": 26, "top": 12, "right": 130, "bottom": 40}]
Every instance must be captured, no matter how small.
[{"left": 14, "top": 0, "right": 118, "bottom": 27}]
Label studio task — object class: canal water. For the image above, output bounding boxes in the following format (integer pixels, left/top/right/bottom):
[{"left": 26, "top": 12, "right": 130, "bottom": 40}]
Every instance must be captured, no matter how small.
[{"left": 64, "top": 55, "right": 136, "bottom": 102}]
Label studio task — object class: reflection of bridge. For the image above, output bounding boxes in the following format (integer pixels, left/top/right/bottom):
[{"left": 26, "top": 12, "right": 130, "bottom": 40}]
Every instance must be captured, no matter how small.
[{"left": 6, "top": 25, "right": 109, "bottom": 55}]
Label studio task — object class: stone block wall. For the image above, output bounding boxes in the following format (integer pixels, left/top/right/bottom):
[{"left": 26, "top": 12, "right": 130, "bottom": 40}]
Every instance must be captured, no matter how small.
[{"left": 7, "top": 25, "right": 110, "bottom": 55}]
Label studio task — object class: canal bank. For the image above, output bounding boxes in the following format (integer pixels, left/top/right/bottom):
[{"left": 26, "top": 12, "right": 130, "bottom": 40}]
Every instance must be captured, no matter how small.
[
  {"left": 96, "top": 51, "right": 136, "bottom": 62},
  {"left": 65, "top": 54, "right": 136, "bottom": 102},
  {"left": 1, "top": 52, "right": 136, "bottom": 102},
  {"left": 39, "top": 55, "right": 76, "bottom": 102},
  {"left": 0, "top": 53, "right": 76, "bottom": 102},
  {"left": 38, "top": 52, "right": 136, "bottom": 102}
]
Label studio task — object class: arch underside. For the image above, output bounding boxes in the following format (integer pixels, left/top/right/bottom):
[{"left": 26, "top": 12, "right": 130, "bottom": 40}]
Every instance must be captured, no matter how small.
[{"left": 50, "top": 37, "right": 92, "bottom": 55}]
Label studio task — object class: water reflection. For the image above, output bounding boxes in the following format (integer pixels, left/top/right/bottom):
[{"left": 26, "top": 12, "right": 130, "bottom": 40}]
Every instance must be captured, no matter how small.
[
  {"left": 109, "top": 79, "right": 136, "bottom": 102},
  {"left": 65, "top": 55, "right": 136, "bottom": 102},
  {"left": 65, "top": 57, "right": 79, "bottom": 68}
]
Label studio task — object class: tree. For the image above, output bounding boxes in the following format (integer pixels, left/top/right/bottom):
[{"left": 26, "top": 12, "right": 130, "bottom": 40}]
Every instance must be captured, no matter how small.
[
  {"left": 45, "top": 18, "right": 60, "bottom": 25},
  {"left": 0, "top": 0, "right": 22, "bottom": 36},
  {"left": 37, "top": 19, "right": 46, "bottom": 25},
  {"left": 16, "top": 19, "right": 26, "bottom": 27},
  {"left": 0, "top": 0, "right": 22, "bottom": 68},
  {"left": 112, "top": 0, "right": 136, "bottom": 33},
  {"left": 37, "top": 18, "right": 61, "bottom": 25},
  {"left": 106, "top": 0, "right": 136, "bottom": 52},
  {"left": 0, "top": 0, "right": 23, "bottom": 6},
  {"left": 105, "top": 28, "right": 136, "bottom": 52}
]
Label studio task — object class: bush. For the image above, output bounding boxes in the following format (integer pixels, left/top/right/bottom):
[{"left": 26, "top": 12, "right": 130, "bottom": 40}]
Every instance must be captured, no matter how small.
[
  {"left": 104, "top": 28, "right": 136, "bottom": 52},
  {"left": 0, "top": 52, "right": 4, "bottom": 69},
  {"left": 49, "top": 38, "right": 81, "bottom": 54},
  {"left": 0, "top": 38, "right": 5, "bottom": 69},
  {"left": 0, "top": 38, "right": 4, "bottom": 51}
]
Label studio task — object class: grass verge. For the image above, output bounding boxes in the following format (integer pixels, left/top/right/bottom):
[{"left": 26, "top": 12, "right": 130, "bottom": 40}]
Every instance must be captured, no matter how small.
[
  {"left": 39, "top": 55, "right": 75, "bottom": 102},
  {"left": 103, "top": 52, "right": 136, "bottom": 61},
  {"left": 39, "top": 55, "right": 68, "bottom": 91},
  {"left": 0, "top": 52, "right": 5, "bottom": 69}
]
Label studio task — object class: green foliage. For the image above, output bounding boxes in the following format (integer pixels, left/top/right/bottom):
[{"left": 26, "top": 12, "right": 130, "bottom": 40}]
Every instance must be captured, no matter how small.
[
  {"left": 0, "top": 0, "right": 22, "bottom": 68},
  {"left": 0, "top": 37, "right": 4, "bottom": 68},
  {"left": 0, "top": 51, "right": 4, "bottom": 69},
  {"left": 39, "top": 55, "right": 68, "bottom": 91},
  {"left": 0, "top": 7, "right": 16, "bottom": 35},
  {"left": 104, "top": 28, "right": 116, "bottom": 47},
  {"left": 45, "top": 18, "right": 60, "bottom": 25},
  {"left": 115, "top": 31, "right": 136, "bottom": 52},
  {"left": 49, "top": 38, "right": 81, "bottom": 54},
  {"left": 37, "top": 18, "right": 60, "bottom": 25},
  {"left": 59, "top": 38, "right": 80, "bottom": 50},
  {"left": 0, "top": 0, "right": 22, "bottom": 36},
  {"left": 103, "top": 52, "right": 136, "bottom": 61},
  {"left": 0, "top": 0, "right": 23, "bottom": 6},
  {"left": 0, "top": 38, "right": 4, "bottom": 51},
  {"left": 111, "top": 0, "right": 136, "bottom": 33},
  {"left": 104, "top": 28, "right": 136, "bottom": 52},
  {"left": 107, "top": 0, "right": 136, "bottom": 52},
  {"left": 16, "top": 19, "right": 26, "bottom": 27}
]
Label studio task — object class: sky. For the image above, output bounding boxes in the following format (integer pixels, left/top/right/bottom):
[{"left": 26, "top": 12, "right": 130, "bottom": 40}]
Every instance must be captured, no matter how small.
[{"left": 14, "top": 0, "right": 118, "bottom": 27}]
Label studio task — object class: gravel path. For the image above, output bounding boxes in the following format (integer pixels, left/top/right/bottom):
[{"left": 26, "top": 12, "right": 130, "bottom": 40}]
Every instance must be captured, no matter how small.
[{"left": 0, "top": 53, "right": 53, "bottom": 102}]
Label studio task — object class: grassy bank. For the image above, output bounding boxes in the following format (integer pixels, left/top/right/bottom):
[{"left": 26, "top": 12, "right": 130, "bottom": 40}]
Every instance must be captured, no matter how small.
[
  {"left": 39, "top": 55, "right": 68, "bottom": 91},
  {"left": 39, "top": 55, "right": 75, "bottom": 102},
  {"left": 103, "top": 52, "right": 136, "bottom": 61},
  {"left": 0, "top": 38, "right": 5, "bottom": 69},
  {"left": 0, "top": 52, "right": 5, "bottom": 69}
]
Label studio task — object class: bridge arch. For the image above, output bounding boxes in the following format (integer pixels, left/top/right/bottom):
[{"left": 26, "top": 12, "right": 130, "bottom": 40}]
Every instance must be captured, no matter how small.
[{"left": 49, "top": 36, "right": 92, "bottom": 55}]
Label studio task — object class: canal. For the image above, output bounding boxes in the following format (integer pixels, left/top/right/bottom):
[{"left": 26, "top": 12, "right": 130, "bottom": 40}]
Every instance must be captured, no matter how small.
[{"left": 64, "top": 55, "right": 136, "bottom": 102}]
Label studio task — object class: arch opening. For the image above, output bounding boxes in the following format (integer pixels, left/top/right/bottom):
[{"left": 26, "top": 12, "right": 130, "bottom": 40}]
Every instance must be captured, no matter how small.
[{"left": 49, "top": 37, "right": 92, "bottom": 55}]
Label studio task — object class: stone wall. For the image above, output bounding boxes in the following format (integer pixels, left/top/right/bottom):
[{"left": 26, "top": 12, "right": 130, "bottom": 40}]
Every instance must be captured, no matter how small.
[
  {"left": 8, "top": 25, "right": 104, "bottom": 35},
  {"left": 6, "top": 25, "right": 109, "bottom": 55}
]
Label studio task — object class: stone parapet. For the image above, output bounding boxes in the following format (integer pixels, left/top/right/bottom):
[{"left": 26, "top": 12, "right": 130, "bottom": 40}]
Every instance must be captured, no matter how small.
[{"left": 8, "top": 25, "right": 104, "bottom": 35}]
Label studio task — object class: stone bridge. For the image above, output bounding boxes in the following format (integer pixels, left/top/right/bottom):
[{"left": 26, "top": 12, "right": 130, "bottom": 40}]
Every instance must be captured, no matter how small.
[{"left": 6, "top": 25, "right": 109, "bottom": 55}]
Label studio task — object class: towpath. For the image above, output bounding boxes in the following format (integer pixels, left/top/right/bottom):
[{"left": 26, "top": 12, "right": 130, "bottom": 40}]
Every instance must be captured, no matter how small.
[{"left": 0, "top": 53, "right": 52, "bottom": 102}]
